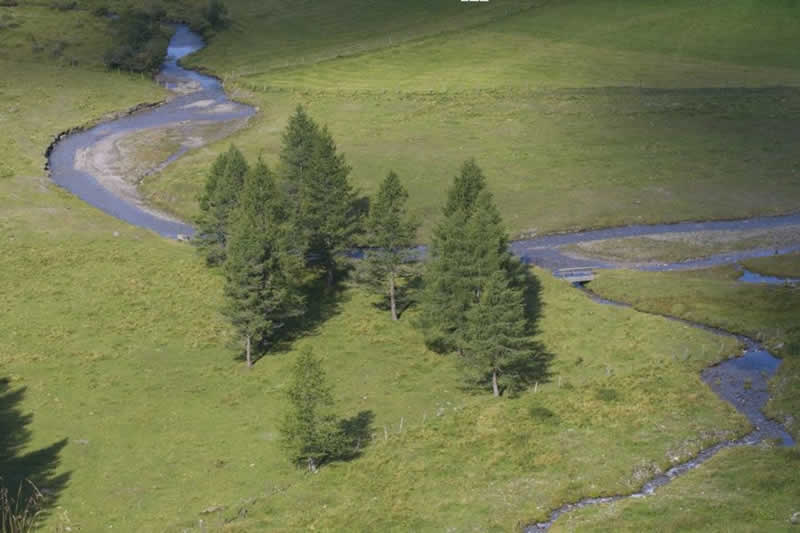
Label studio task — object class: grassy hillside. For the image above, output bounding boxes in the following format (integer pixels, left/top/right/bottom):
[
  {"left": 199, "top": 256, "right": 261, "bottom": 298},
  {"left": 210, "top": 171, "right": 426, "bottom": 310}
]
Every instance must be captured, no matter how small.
[
  {"left": 567, "top": 263, "right": 800, "bottom": 531},
  {"left": 1, "top": 1, "right": 798, "bottom": 531},
  {"left": 140, "top": 0, "right": 800, "bottom": 238}
]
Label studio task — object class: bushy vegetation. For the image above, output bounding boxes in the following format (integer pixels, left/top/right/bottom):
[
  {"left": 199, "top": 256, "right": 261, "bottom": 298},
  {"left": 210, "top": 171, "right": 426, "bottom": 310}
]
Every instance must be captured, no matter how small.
[{"left": 103, "top": 7, "right": 170, "bottom": 73}]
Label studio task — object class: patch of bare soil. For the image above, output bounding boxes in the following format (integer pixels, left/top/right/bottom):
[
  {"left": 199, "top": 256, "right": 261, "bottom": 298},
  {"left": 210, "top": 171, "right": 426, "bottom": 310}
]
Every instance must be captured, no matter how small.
[{"left": 73, "top": 118, "right": 248, "bottom": 222}]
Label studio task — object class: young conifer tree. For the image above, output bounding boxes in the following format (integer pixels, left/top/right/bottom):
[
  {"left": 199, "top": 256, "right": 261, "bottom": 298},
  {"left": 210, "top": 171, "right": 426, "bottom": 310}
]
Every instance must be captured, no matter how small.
[
  {"left": 418, "top": 159, "right": 491, "bottom": 351},
  {"left": 462, "top": 270, "right": 537, "bottom": 397},
  {"left": 223, "top": 160, "right": 304, "bottom": 368},
  {"left": 302, "top": 125, "right": 362, "bottom": 287},
  {"left": 280, "top": 348, "right": 347, "bottom": 471},
  {"left": 195, "top": 145, "right": 249, "bottom": 265},
  {"left": 278, "top": 105, "right": 319, "bottom": 254},
  {"left": 362, "top": 171, "right": 418, "bottom": 320}
]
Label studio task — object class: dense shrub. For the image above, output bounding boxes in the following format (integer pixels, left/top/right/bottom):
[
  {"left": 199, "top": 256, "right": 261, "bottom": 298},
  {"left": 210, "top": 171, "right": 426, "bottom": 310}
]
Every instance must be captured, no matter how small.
[
  {"left": 103, "top": 8, "right": 169, "bottom": 73},
  {"left": 204, "top": 0, "right": 228, "bottom": 29}
]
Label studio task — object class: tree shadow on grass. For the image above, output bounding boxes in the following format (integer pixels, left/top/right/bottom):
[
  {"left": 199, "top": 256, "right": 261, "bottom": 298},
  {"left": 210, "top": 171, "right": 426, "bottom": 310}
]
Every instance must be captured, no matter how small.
[
  {"left": 0, "top": 378, "right": 70, "bottom": 525},
  {"left": 242, "top": 268, "right": 352, "bottom": 365},
  {"left": 369, "top": 272, "right": 424, "bottom": 320},
  {"left": 335, "top": 410, "right": 375, "bottom": 462}
]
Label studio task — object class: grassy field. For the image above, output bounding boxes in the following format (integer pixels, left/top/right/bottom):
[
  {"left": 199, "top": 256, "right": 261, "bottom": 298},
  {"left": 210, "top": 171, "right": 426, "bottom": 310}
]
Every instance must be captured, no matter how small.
[
  {"left": 561, "top": 226, "right": 800, "bottom": 264},
  {"left": 589, "top": 264, "right": 800, "bottom": 442},
  {"left": 2, "top": 0, "right": 799, "bottom": 530},
  {"left": 559, "top": 262, "right": 800, "bottom": 531}
]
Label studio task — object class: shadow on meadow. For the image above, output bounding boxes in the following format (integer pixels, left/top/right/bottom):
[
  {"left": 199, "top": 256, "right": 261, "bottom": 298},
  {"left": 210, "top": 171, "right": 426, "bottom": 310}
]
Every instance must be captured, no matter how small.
[
  {"left": 0, "top": 378, "right": 70, "bottom": 525},
  {"left": 337, "top": 410, "right": 375, "bottom": 462},
  {"left": 242, "top": 268, "right": 352, "bottom": 365}
]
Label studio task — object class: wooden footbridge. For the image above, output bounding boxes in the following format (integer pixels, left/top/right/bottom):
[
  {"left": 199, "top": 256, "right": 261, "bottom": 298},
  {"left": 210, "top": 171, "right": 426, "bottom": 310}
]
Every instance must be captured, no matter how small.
[{"left": 553, "top": 266, "right": 600, "bottom": 283}]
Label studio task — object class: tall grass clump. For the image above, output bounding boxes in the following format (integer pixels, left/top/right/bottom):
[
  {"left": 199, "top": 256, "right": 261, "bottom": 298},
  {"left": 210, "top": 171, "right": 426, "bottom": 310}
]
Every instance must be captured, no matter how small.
[{"left": 0, "top": 480, "right": 42, "bottom": 533}]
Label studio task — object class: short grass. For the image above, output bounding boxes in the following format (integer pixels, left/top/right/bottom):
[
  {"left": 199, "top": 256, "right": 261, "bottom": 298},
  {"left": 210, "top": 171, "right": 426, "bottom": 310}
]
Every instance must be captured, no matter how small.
[
  {"left": 589, "top": 264, "right": 800, "bottom": 442},
  {"left": 742, "top": 252, "right": 800, "bottom": 278},
  {"left": 561, "top": 226, "right": 800, "bottom": 264},
  {"left": 550, "top": 445, "right": 800, "bottom": 532}
]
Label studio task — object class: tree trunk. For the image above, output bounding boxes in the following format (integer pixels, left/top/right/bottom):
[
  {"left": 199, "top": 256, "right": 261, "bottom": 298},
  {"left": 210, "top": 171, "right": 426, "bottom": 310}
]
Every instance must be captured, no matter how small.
[
  {"left": 326, "top": 264, "right": 335, "bottom": 288},
  {"left": 389, "top": 272, "right": 398, "bottom": 321},
  {"left": 492, "top": 370, "right": 499, "bottom": 397},
  {"left": 245, "top": 335, "right": 252, "bottom": 369}
]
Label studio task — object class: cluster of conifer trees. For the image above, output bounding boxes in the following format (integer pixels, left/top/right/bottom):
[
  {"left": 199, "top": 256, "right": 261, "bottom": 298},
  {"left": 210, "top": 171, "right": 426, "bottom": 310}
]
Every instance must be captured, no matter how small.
[
  {"left": 196, "top": 106, "right": 544, "bottom": 468},
  {"left": 196, "top": 105, "right": 543, "bottom": 395}
]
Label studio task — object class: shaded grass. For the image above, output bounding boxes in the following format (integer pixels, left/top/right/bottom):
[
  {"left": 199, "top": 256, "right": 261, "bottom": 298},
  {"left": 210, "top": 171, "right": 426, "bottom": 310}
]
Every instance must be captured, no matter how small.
[
  {"left": 562, "top": 226, "right": 800, "bottom": 265},
  {"left": 148, "top": 87, "right": 800, "bottom": 239},
  {"left": 550, "top": 445, "right": 800, "bottom": 532},
  {"left": 589, "top": 265, "right": 800, "bottom": 442}
]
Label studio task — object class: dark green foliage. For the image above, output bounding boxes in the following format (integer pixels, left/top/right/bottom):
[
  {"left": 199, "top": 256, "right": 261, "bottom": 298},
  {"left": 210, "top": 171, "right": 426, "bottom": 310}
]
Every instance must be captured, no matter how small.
[
  {"left": 277, "top": 106, "right": 362, "bottom": 286},
  {"left": 280, "top": 348, "right": 349, "bottom": 471},
  {"left": 277, "top": 105, "right": 319, "bottom": 255},
  {"left": 443, "top": 158, "right": 486, "bottom": 217},
  {"left": 419, "top": 160, "right": 512, "bottom": 351},
  {"left": 195, "top": 145, "right": 249, "bottom": 265},
  {"left": 204, "top": 0, "right": 228, "bottom": 29},
  {"left": 304, "top": 126, "right": 362, "bottom": 285},
  {"left": 223, "top": 161, "right": 304, "bottom": 367},
  {"left": 462, "top": 271, "right": 541, "bottom": 396},
  {"left": 360, "top": 171, "right": 418, "bottom": 320},
  {"left": 103, "top": 8, "right": 169, "bottom": 73}
]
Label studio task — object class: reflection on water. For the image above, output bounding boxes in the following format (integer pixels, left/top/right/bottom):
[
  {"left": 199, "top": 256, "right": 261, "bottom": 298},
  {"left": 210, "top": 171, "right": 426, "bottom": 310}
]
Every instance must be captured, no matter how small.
[{"left": 738, "top": 268, "right": 799, "bottom": 285}]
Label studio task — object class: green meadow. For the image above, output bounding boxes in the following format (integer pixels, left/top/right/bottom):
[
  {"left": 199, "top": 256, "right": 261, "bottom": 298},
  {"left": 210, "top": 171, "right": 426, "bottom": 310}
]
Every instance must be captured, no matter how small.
[{"left": 1, "top": 0, "right": 798, "bottom": 530}]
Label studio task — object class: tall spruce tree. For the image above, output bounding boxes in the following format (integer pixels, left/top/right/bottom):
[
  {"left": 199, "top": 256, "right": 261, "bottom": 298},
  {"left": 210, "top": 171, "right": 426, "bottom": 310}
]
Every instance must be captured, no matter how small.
[
  {"left": 195, "top": 145, "right": 249, "bottom": 265},
  {"left": 280, "top": 348, "right": 348, "bottom": 471},
  {"left": 278, "top": 105, "right": 319, "bottom": 252},
  {"left": 419, "top": 159, "right": 499, "bottom": 351},
  {"left": 223, "top": 160, "right": 304, "bottom": 368},
  {"left": 302, "top": 125, "right": 362, "bottom": 287},
  {"left": 462, "top": 271, "right": 538, "bottom": 397},
  {"left": 361, "top": 171, "right": 418, "bottom": 320}
]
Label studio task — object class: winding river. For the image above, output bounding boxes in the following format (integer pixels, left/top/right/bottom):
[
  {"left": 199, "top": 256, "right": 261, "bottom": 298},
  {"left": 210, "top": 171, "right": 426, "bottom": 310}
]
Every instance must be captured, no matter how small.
[
  {"left": 46, "top": 25, "right": 797, "bottom": 532},
  {"left": 47, "top": 26, "right": 254, "bottom": 238}
]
